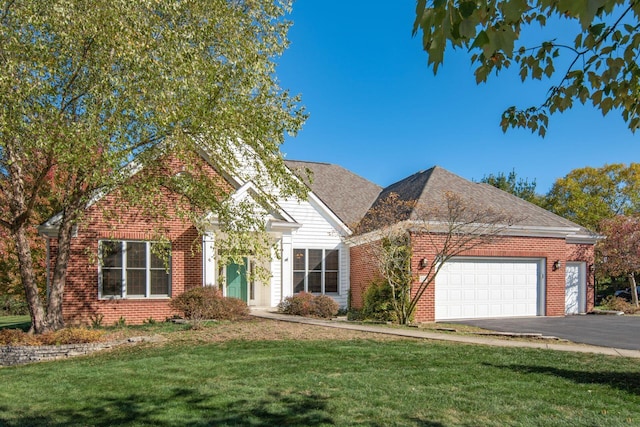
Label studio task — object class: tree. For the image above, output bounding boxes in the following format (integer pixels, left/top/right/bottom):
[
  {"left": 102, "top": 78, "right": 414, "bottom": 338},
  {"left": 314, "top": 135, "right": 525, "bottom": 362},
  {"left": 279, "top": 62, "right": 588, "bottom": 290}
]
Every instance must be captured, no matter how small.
[
  {"left": 356, "top": 192, "right": 517, "bottom": 324},
  {"left": 479, "top": 169, "right": 539, "bottom": 203},
  {"left": 543, "top": 163, "right": 640, "bottom": 230},
  {"left": 598, "top": 215, "right": 640, "bottom": 307},
  {"left": 0, "top": 0, "right": 306, "bottom": 333},
  {"left": 413, "top": 1, "right": 640, "bottom": 136}
]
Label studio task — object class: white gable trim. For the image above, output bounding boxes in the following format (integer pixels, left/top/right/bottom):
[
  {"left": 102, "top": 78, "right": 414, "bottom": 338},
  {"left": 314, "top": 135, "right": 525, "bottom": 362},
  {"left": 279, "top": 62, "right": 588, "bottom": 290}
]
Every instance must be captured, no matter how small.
[{"left": 306, "top": 191, "right": 352, "bottom": 237}]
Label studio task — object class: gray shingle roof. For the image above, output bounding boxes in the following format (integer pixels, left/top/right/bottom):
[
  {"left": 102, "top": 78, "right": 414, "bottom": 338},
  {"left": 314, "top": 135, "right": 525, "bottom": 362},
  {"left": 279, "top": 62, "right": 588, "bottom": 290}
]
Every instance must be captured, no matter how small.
[
  {"left": 287, "top": 160, "right": 594, "bottom": 239},
  {"left": 374, "top": 165, "right": 592, "bottom": 233},
  {"left": 284, "top": 160, "right": 382, "bottom": 228}
]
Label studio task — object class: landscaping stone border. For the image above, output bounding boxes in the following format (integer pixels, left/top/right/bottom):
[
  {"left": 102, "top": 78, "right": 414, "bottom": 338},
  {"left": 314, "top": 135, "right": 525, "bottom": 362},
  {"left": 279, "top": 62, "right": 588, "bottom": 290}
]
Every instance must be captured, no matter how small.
[{"left": 0, "top": 335, "right": 164, "bottom": 367}]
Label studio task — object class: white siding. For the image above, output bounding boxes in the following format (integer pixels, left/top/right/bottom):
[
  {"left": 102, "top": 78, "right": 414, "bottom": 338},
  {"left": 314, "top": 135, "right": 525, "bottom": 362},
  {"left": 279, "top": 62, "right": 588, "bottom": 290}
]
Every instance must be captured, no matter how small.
[
  {"left": 278, "top": 197, "right": 350, "bottom": 308},
  {"left": 269, "top": 241, "right": 283, "bottom": 307}
]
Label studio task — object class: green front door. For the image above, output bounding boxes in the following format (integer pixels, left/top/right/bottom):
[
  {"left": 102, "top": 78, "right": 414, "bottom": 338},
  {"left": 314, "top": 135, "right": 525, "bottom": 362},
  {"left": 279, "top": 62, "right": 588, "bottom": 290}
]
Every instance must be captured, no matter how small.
[{"left": 226, "top": 260, "right": 248, "bottom": 302}]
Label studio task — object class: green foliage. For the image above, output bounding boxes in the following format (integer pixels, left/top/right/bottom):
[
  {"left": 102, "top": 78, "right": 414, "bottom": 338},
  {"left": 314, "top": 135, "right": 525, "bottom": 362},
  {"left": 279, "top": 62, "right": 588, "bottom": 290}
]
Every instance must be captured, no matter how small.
[
  {"left": 543, "top": 163, "right": 640, "bottom": 230},
  {"left": 361, "top": 280, "right": 399, "bottom": 322},
  {"left": 379, "top": 232, "right": 414, "bottom": 324},
  {"left": 89, "top": 314, "right": 104, "bottom": 329},
  {"left": 413, "top": 0, "right": 640, "bottom": 136},
  {"left": 114, "top": 317, "right": 127, "bottom": 328},
  {"left": 277, "top": 292, "right": 339, "bottom": 319},
  {"left": 346, "top": 308, "right": 364, "bottom": 321},
  {"left": 0, "top": 295, "right": 29, "bottom": 316},
  {"left": 480, "top": 169, "right": 540, "bottom": 204}
]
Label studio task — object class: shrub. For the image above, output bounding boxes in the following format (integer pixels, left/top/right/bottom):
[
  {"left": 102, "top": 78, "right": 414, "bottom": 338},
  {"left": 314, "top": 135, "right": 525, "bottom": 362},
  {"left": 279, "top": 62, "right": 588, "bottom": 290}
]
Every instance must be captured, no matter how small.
[
  {"left": 39, "top": 328, "right": 105, "bottom": 345},
  {"left": 347, "top": 309, "right": 364, "bottom": 321},
  {"left": 0, "top": 295, "right": 29, "bottom": 316},
  {"left": 277, "top": 292, "right": 339, "bottom": 319},
  {"left": 361, "top": 280, "right": 398, "bottom": 322},
  {"left": 601, "top": 296, "right": 640, "bottom": 314},
  {"left": 0, "top": 329, "right": 40, "bottom": 346},
  {"left": 312, "top": 294, "right": 340, "bottom": 318},
  {"left": 170, "top": 287, "right": 250, "bottom": 322},
  {"left": 0, "top": 328, "right": 104, "bottom": 346},
  {"left": 278, "top": 292, "right": 315, "bottom": 316}
]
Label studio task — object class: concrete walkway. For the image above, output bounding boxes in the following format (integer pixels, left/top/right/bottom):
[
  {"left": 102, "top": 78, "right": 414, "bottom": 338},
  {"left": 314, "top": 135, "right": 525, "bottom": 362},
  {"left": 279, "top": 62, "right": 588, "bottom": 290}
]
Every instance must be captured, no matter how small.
[{"left": 250, "top": 309, "right": 640, "bottom": 359}]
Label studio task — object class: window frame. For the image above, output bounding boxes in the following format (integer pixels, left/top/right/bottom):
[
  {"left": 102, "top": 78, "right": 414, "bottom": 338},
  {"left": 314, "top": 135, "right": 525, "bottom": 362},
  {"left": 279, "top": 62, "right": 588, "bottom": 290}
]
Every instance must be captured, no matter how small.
[
  {"left": 292, "top": 248, "right": 340, "bottom": 295},
  {"left": 98, "top": 240, "right": 172, "bottom": 299}
]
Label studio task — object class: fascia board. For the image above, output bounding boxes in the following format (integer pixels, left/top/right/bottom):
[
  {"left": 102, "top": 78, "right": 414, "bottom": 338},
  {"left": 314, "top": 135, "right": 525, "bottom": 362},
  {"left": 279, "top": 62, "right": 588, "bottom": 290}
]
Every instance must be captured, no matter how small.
[
  {"left": 347, "top": 221, "right": 599, "bottom": 246},
  {"left": 566, "top": 234, "right": 602, "bottom": 244}
]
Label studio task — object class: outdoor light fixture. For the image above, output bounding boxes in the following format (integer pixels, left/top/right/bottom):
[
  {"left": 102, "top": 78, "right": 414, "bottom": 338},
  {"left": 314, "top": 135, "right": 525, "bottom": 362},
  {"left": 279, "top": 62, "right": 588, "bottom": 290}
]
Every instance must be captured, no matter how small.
[
  {"left": 589, "top": 264, "right": 595, "bottom": 273},
  {"left": 419, "top": 257, "right": 428, "bottom": 269},
  {"left": 553, "top": 260, "right": 561, "bottom": 271}
]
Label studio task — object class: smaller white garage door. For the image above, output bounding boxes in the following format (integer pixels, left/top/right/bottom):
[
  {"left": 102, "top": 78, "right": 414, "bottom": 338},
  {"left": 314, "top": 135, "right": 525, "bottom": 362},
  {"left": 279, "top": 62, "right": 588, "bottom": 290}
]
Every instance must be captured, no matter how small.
[{"left": 435, "top": 258, "right": 542, "bottom": 320}]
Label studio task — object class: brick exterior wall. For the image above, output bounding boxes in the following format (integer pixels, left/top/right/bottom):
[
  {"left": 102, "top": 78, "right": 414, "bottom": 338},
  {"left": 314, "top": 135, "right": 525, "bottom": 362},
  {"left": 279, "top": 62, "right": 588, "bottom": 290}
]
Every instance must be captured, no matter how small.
[
  {"left": 350, "top": 233, "right": 595, "bottom": 322},
  {"left": 47, "top": 155, "right": 231, "bottom": 326}
]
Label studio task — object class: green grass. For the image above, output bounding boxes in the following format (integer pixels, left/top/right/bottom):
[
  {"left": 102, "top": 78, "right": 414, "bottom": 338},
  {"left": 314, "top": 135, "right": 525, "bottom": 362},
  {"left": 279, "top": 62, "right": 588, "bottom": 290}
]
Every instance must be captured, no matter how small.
[
  {"left": 1, "top": 332, "right": 639, "bottom": 426},
  {"left": 0, "top": 316, "right": 30, "bottom": 331}
]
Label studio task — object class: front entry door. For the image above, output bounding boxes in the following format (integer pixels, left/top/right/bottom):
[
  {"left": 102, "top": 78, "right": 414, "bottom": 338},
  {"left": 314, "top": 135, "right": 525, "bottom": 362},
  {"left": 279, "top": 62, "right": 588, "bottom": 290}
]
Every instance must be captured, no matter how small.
[{"left": 226, "top": 260, "right": 248, "bottom": 302}]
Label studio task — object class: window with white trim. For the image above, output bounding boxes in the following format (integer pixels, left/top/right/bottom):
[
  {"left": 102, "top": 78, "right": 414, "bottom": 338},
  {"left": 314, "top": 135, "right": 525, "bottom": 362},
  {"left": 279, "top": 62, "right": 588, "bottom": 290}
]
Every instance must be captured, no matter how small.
[
  {"left": 293, "top": 248, "right": 339, "bottom": 294},
  {"left": 99, "top": 240, "right": 171, "bottom": 298}
]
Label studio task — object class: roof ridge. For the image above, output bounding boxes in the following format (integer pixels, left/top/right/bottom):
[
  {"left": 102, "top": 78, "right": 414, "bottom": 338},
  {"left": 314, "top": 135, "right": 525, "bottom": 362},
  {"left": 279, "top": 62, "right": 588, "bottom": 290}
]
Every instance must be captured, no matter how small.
[{"left": 284, "top": 159, "right": 332, "bottom": 166}]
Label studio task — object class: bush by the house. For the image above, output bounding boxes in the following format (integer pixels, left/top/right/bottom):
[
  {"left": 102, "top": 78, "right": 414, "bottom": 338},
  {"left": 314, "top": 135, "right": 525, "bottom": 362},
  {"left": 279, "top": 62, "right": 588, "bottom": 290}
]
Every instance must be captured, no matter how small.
[
  {"left": 0, "top": 328, "right": 104, "bottom": 346},
  {"left": 312, "top": 295, "right": 340, "bottom": 318},
  {"left": 169, "top": 287, "right": 250, "bottom": 321},
  {"left": 277, "top": 292, "right": 339, "bottom": 319},
  {"left": 361, "top": 279, "right": 398, "bottom": 322},
  {"left": 601, "top": 295, "right": 640, "bottom": 314}
]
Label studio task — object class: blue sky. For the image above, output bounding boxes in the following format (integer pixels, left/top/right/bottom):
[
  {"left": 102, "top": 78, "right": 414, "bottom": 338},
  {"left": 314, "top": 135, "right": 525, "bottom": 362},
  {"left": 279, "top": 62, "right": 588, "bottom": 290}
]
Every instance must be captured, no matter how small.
[{"left": 277, "top": 1, "right": 640, "bottom": 194}]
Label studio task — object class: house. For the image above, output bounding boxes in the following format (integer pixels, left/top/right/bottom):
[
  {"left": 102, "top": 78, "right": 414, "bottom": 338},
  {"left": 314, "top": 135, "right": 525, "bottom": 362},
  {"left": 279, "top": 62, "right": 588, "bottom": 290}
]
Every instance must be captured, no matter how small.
[
  {"left": 39, "top": 153, "right": 596, "bottom": 325},
  {"left": 38, "top": 153, "right": 372, "bottom": 325}
]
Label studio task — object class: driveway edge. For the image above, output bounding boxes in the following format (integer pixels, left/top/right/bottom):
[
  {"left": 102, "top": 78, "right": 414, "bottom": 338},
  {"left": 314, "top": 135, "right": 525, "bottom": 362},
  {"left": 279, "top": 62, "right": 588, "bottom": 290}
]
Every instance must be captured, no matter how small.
[{"left": 250, "top": 309, "right": 640, "bottom": 359}]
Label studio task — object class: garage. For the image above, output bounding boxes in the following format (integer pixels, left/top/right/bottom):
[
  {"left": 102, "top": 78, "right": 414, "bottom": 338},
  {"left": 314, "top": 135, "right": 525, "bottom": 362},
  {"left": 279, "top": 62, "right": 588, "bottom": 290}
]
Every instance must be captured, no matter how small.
[{"left": 435, "top": 258, "right": 543, "bottom": 321}]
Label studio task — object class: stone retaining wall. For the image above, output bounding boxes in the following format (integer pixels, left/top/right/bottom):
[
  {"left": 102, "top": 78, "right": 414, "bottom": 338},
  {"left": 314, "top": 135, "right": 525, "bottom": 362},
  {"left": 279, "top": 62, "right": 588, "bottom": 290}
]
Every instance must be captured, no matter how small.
[{"left": 0, "top": 336, "right": 160, "bottom": 366}]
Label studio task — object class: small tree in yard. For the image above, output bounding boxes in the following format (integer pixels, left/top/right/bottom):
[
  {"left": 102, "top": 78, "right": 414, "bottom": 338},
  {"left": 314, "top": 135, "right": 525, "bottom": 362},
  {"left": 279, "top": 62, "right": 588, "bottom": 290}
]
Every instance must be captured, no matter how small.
[
  {"left": 598, "top": 215, "right": 640, "bottom": 308},
  {"left": 356, "top": 192, "right": 518, "bottom": 324}
]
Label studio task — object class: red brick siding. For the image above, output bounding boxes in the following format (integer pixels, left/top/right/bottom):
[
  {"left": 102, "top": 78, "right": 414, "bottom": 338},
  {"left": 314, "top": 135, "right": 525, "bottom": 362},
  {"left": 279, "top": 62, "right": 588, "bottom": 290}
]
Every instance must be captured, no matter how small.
[
  {"left": 350, "top": 233, "right": 595, "bottom": 322},
  {"left": 48, "top": 155, "right": 230, "bottom": 326},
  {"left": 349, "top": 240, "right": 383, "bottom": 310}
]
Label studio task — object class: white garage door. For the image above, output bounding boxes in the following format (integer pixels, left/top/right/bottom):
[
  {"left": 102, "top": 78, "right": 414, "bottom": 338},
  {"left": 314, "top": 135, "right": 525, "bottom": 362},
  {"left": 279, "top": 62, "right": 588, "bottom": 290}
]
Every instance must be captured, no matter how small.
[{"left": 435, "top": 258, "right": 541, "bottom": 320}]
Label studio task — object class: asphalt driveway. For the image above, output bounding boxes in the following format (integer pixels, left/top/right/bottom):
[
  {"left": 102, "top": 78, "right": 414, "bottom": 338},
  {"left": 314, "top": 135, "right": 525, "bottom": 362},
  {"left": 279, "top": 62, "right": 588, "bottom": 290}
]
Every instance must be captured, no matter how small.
[{"left": 450, "top": 315, "right": 640, "bottom": 350}]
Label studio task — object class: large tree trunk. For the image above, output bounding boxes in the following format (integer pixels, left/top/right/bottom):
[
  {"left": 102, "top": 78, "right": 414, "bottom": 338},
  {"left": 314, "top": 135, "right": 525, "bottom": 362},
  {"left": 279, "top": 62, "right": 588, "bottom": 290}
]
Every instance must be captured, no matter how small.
[
  {"left": 45, "top": 210, "right": 77, "bottom": 331},
  {"left": 13, "top": 225, "right": 48, "bottom": 334},
  {"left": 5, "top": 144, "right": 50, "bottom": 333},
  {"left": 629, "top": 273, "right": 639, "bottom": 308}
]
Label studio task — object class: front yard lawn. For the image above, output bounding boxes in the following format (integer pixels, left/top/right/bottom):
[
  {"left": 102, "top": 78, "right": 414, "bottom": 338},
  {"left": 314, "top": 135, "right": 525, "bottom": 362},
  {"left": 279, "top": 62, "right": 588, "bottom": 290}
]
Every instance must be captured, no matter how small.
[
  {"left": 0, "top": 316, "right": 30, "bottom": 331},
  {"left": 1, "top": 319, "right": 639, "bottom": 426}
]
